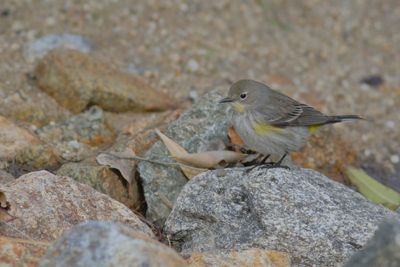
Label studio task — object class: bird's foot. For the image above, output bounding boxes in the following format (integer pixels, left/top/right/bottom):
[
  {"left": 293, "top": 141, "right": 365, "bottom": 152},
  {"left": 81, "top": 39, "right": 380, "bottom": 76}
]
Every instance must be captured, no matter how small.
[
  {"left": 259, "top": 162, "right": 290, "bottom": 170},
  {"left": 246, "top": 153, "right": 289, "bottom": 172}
]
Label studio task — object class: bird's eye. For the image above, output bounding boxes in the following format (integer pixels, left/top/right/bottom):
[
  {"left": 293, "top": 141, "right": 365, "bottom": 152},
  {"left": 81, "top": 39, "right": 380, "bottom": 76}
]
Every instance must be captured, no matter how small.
[{"left": 240, "top": 93, "right": 247, "bottom": 99}]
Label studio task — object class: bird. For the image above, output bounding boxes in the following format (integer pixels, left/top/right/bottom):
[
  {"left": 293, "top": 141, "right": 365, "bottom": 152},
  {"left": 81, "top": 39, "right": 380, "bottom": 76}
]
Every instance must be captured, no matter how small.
[{"left": 219, "top": 79, "right": 363, "bottom": 168}]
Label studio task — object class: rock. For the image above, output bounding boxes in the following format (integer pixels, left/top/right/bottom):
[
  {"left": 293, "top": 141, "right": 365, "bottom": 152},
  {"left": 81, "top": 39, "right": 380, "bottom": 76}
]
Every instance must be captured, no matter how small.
[
  {"left": 38, "top": 221, "right": 186, "bottom": 267},
  {"left": 187, "top": 248, "right": 291, "bottom": 267},
  {"left": 34, "top": 49, "right": 175, "bottom": 113},
  {"left": 344, "top": 219, "right": 400, "bottom": 267},
  {"left": 57, "top": 159, "right": 140, "bottom": 210},
  {"left": 0, "top": 115, "right": 41, "bottom": 160},
  {"left": 164, "top": 168, "right": 397, "bottom": 266},
  {"left": 0, "top": 171, "right": 154, "bottom": 242},
  {"left": 187, "top": 59, "right": 199, "bottom": 72},
  {"left": 13, "top": 144, "right": 61, "bottom": 172},
  {"left": 0, "top": 81, "right": 71, "bottom": 127},
  {"left": 0, "top": 169, "right": 15, "bottom": 184},
  {"left": 138, "top": 90, "right": 230, "bottom": 223},
  {"left": 37, "top": 106, "right": 115, "bottom": 161},
  {"left": 0, "top": 237, "right": 47, "bottom": 267},
  {"left": 23, "top": 33, "right": 92, "bottom": 61}
]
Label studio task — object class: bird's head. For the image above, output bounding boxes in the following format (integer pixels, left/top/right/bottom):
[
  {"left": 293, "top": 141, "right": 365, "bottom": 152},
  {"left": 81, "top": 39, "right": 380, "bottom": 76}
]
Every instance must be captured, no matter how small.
[{"left": 219, "top": 79, "right": 266, "bottom": 113}]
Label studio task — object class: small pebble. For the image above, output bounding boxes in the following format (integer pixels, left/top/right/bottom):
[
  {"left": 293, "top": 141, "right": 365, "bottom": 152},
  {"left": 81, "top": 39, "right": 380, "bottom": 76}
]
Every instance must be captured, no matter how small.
[
  {"left": 390, "top": 155, "right": 399, "bottom": 164},
  {"left": 385, "top": 121, "right": 395, "bottom": 129},
  {"left": 360, "top": 75, "right": 384, "bottom": 87},
  {"left": 188, "top": 89, "right": 198, "bottom": 102},
  {"left": 187, "top": 59, "right": 199, "bottom": 72},
  {"left": 216, "top": 169, "right": 227, "bottom": 177},
  {"left": 1, "top": 9, "right": 10, "bottom": 17}
]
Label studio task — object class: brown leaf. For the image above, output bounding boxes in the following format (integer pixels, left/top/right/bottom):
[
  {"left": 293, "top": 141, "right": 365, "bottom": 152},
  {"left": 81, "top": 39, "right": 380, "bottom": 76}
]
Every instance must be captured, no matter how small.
[
  {"left": 228, "top": 126, "right": 244, "bottom": 146},
  {"left": 156, "top": 129, "right": 245, "bottom": 169},
  {"left": 0, "top": 192, "right": 8, "bottom": 208},
  {"left": 174, "top": 151, "right": 246, "bottom": 169},
  {"left": 0, "top": 192, "right": 13, "bottom": 222},
  {"left": 155, "top": 129, "right": 189, "bottom": 157},
  {"left": 180, "top": 165, "right": 207, "bottom": 180},
  {"left": 96, "top": 149, "right": 136, "bottom": 184}
]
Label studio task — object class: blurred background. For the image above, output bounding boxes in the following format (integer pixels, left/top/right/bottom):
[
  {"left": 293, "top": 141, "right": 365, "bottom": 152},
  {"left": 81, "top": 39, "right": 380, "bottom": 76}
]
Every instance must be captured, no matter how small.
[{"left": 0, "top": 0, "right": 399, "bottom": 185}]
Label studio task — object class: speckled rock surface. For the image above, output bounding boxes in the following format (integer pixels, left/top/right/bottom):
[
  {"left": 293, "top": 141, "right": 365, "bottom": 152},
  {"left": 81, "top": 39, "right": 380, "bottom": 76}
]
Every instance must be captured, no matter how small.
[
  {"left": 344, "top": 219, "right": 400, "bottom": 267},
  {"left": 138, "top": 90, "right": 230, "bottom": 223},
  {"left": 38, "top": 221, "right": 186, "bottom": 267},
  {"left": 0, "top": 169, "right": 15, "bottom": 184},
  {"left": 0, "top": 238, "right": 46, "bottom": 267},
  {"left": 34, "top": 49, "right": 176, "bottom": 113},
  {"left": 164, "top": 168, "right": 397, "bottom": 266},
  {"left": 0, "top": 171, "right": 154, "bottom": 241},
  {"left": 0, "top": 115, "right": 41, "bottom": 160},
  {"left": 187, "top": 248, "right": 291, "bottom": 267},
  {"left": 36, "top": 106, "right": 115, "bottom": 161},
  {"left": 0, "top": 81, "right": 70, "bottom": 127}
]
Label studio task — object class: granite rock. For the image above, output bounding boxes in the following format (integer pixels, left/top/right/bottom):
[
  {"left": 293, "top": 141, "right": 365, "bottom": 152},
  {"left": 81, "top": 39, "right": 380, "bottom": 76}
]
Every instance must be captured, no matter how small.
[
  {"left": 164, "top": 167, "right": 397, "bottom": 266},
  {"left": 0, "top": 171, "right": 154, "bottom": 242},
  {"left": 344, "top": 219, "right": 400, "bottom": 267},
  {"left": 38, "top": 221, "right": 186, "bottom": 267}
]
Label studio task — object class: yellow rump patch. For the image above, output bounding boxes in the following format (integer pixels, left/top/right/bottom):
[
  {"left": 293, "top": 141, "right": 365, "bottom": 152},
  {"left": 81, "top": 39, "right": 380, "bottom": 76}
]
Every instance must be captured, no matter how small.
[
  {"left": 233, "top": 102, "right": 245, "bottom": 113},
  {"left": 308, "top": 125, "right": 321, "bottom": 134},
  {"left": 252, "top": 122, "right": 283, "bottom": 136}
]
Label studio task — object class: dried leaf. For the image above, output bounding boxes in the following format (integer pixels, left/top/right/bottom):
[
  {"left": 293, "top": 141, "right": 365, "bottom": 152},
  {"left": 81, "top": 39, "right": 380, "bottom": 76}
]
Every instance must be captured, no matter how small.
[
  {"left": 0, "top": 192, "right": 8, "bottom": 208},
  {"left": 96, "top": 149, "right": 136, "bottom": 184},
  {"left": 346, "top": 166, "right": 400, "bottom": 210},
  {"left": 0, "top": 191, "right": 13, "bottom": 222},
  {"left": 155, "top": 129, "right": 188, "bottom": 158},
  {"left": 156, "top": 129, "right": 245, "bottom": 169},
  {"left": 228, "top": 126, "right": 244, "bottom": 146},
  {"left": 180, "top": 165, "right": 207, "bottom": 179},
  {"left": 174, "top": 151, "right": 246, "bottom": 169}
]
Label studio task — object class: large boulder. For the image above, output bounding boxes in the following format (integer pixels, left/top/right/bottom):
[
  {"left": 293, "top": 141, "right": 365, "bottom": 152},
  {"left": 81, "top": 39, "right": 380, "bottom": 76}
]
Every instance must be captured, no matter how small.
[
  {"left": 0, "top": 171, "right": 153, "bottom": 241},
  {"left": 164, "top": 167, "right": 397, "bottom": 266}
]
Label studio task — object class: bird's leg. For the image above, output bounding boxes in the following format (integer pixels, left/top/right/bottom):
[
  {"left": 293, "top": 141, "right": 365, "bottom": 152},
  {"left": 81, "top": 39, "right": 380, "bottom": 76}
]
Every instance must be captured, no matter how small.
[
  {"left": 259, "top": 154, "right": 271, "bottom": 164},
  {"left": 260, "top": 153, "right": 290, "bottom": 170},
  {"left": 245, "top": 154, "right": 271, "bottom": 173}
]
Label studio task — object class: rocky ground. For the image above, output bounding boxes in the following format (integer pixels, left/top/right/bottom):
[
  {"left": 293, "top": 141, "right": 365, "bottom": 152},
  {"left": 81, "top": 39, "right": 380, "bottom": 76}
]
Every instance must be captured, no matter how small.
[{"left": 0, "top": 0, "right": 399, "bottom": 266}]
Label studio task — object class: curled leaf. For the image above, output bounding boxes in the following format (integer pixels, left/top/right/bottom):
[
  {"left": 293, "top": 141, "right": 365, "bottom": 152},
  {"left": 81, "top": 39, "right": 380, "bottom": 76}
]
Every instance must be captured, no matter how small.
[
  {"left": 96, "top": 149, "right": 136, "bottom": 184},
  {"left": 173, "top": 150, "right": 246, "bottom": 169},
  {"left": 345, "top": 166, "right": 400, "bottom": 210},
  {"left": 156, "top": 129, "right": 245, "bottom": 169}
]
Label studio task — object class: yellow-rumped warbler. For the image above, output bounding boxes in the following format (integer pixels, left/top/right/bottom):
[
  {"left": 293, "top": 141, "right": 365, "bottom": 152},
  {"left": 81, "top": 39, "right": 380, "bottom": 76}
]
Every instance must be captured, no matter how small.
[{"left": 219, "top": 79, "right": 362, "bottom": 167}]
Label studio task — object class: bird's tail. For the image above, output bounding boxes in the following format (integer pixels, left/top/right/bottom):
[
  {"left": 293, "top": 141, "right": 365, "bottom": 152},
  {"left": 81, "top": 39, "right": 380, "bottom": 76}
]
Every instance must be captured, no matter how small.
[{"left": 330, "top": 115, "right": 364, "bottom": 123}]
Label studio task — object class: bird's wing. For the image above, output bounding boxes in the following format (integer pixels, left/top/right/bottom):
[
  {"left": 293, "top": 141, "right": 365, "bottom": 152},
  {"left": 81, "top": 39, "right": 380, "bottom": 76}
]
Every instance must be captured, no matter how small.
[{"left": 256, "top": 91, "right": 331, "bottom": 126}]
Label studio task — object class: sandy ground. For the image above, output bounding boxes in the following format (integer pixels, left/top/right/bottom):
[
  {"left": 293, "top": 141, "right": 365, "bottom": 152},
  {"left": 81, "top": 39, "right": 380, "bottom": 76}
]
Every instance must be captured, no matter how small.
[{"left": 0, "top": 0, "right": 399, "bottom": 182}]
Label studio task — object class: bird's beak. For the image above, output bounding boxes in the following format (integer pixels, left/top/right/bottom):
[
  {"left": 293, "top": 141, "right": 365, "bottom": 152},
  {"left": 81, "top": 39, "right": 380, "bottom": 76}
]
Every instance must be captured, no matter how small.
[{"left": 218, "top": 97, "right": 234, "bottom": 103}]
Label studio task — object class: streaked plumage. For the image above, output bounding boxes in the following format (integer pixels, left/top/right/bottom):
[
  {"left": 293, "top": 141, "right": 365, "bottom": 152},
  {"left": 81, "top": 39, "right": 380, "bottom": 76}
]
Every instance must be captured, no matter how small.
[{"left": 220, "top": 79, "right": 362, "bottom": 158}]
